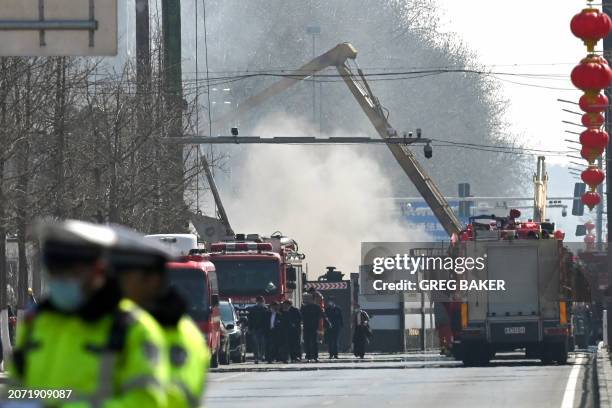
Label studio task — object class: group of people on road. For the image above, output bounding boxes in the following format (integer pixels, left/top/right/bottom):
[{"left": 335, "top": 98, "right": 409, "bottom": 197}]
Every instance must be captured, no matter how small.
[
  {"left": 5, "top": 218, "right": 375, "bottom": 407},
  {"left": 8, "top": 219, "right": 210, "bottom": 408},
  {"left": 247, "top": 289, "right": 372, "bottom": 363}
]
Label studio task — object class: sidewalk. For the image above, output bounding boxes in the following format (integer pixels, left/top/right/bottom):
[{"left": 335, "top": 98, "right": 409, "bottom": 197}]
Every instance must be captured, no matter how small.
[
  {"left": 598, "top": 346, "right": 612, "bottom": 407},
  {"left": 209, "top": 352, "right": 458, "bottom": 373}
]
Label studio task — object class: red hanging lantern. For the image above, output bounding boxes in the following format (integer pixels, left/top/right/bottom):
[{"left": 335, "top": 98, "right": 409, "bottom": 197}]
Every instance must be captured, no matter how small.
[
  {"left": 581, "top": 112, "right": 605, "bottom": 128},
  {"left": 579, "top": 92, "right": 609, "bottom": 112},
  {"left": 581, "top": 145, "right": 604, "bottom": 163},
  {"left": 580, "top": 128, "right": 610, "bottom": 150},
  {"left": 571, "top": 8, "right": 612, "bottom": 52},
  {"left": 585, "top": 220, "right": 596, "bottom": 231},
  {"left": 571, "top": 56, "right": 612, "bottom": 91},
  {"left": 581, "top": 165, "right": 605, "bottom": 189},
  {"left": 582, "top": 191, "right": 601, "bottom": 209}
]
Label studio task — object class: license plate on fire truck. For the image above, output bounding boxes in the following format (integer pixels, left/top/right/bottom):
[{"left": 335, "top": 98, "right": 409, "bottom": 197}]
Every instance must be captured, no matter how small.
[{"left": 504, "top": 326, "right": 526, "bottom": 335}]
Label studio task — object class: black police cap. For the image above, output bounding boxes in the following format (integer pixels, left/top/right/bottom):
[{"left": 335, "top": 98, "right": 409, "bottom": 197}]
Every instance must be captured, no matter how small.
[
  {"left": 38, "top": 220, "right": 117, "bottom": 270},
  {"left": 43, "top": 241, "right": 103, "bottom": 267}
]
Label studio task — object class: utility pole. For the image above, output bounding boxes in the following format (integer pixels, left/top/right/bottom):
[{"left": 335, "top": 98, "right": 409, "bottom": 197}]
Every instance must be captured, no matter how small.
[
  {"left": 162, "top": 0, "right": 187, "bottom": 231},
  {"left": 420, "top": 279, "right": 426, "bottom": 351},
  {"left": 135, "top": 0, "right": 150, "bottom": 115},
  {"left": 603, "top": 0, "right": 612, "bottom": 345},
  {"left": 135, "top": 0, "right": 150, "bottom": 90},
  {"left": 135, "top": 0, "right": 155, "bottom": 227}
]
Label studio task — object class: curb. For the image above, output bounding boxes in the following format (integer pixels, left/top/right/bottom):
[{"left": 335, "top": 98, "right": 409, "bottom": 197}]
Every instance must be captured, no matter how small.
[
  {"left": 209, "top": 360, "right": 461, "bottom": 373},
  {"left": 598, "top": 349, "right": 611, "bottom": 407},
  {"left": 592, "top": 351, "right": 601, "bottom": 408},
  {"left": 210, "top": 355, "right": 450, "bottom": 367}
]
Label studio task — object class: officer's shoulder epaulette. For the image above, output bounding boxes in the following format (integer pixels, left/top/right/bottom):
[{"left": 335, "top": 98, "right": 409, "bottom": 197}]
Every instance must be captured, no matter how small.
[{"left": 118, "top": 299, "right": 147, "bottom": 321}]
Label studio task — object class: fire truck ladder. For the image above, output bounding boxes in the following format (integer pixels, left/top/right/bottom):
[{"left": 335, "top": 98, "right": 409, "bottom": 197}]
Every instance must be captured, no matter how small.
[{"left": 216, "top": 43, "right": 462, "bottom": 236}]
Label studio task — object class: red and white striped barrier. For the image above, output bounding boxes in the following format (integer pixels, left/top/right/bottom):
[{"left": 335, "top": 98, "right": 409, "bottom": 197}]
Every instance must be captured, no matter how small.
[{"left": 305, "top": 282, "right": 348, "bottom": 290}]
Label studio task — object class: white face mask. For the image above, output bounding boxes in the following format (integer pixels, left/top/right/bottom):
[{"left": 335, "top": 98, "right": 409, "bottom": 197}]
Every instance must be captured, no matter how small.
[{"left": 48, "top": 277, "right": 85, "bottom": 312}]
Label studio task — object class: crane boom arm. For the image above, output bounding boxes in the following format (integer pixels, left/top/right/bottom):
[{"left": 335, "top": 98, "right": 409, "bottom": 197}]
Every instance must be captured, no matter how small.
[
  {"left": 218, "top": 42, "right": 462, "bottom": 236},
  {"left": 215, "top": 44, "right": 358, "bottom": 124},
  {"left": 334, "top": 61, "right": 462, "bottom": 236},
  {"left": 533, "top": 156, "right": 547, "bottom": 223}
]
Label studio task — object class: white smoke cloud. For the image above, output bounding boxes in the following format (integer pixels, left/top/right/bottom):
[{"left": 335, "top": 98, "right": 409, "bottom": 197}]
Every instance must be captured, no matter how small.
[{"left": 225, "top": 114, "right": 429, "bottom": 278}]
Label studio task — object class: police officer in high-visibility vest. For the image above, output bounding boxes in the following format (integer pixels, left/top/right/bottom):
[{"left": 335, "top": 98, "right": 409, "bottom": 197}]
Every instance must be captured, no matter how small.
[
  {"left": 108, "top": 225, "right": 210, "bottom": 408},
  {"left": 10, "top": 220, "right": 169, "bottom": 407}
]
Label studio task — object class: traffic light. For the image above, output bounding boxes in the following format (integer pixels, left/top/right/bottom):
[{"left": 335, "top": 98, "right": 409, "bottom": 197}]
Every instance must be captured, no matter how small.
[
  {"left": 458, "top": 183, "right": 472, "bottom": 218},
  {"left": 571, "top": 183, "right": 586, "bottom": 216},
  {"left": 424, "top": 143, "right": 432, "bottom": 159}
]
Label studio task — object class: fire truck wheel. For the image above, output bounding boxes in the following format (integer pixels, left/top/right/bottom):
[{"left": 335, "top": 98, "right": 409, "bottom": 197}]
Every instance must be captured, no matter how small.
[
  {"left": 231, "top": 346, "right": 246, "bottom": 363},
  {"left": 461, "top": 344, "right": 490, "bottom": 366},
  {"left": 554, "top": 343, "right": 568, "bottom": 365},
  {"left": 540, "top": 347, "right": 554, "bottom": 365}
]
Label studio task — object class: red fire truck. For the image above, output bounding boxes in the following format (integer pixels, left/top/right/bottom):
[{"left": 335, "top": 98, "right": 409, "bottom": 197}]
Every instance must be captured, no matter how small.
[
  {"left": 440, "top": 211, "right": 576, "bottom": 365},
  {"left": 166, "top": 254, "right": 224, "bottom": 367},
  {"left": 208, "top": 233, "right": 305, "bottom": 309}
]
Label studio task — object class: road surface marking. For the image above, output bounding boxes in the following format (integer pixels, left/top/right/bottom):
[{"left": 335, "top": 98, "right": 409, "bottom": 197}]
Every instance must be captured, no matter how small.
[{"left": 560, "top": 355, "right": 585, "bottom": 408}]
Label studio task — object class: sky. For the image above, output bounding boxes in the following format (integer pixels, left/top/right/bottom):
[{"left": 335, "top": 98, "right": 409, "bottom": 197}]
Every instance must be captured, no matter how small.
[
  {"left": 110, "top": 0, "right": 600, "bottom": 238},
  {"left": 436, "top": 0, "right": 585, "bottom": 164},
  {"left": 435, "top": 0, "right": 600, "bottom": 235}
]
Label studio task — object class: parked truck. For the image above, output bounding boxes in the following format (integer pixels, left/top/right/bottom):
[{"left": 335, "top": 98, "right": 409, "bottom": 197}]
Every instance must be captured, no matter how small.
[{"left": 451, "top": 215, "right": 572, "bottom": 365}]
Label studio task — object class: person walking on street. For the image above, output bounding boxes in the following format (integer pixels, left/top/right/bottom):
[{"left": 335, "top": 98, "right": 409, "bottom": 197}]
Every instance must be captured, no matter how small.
[
  {"left": 6, "top": 304, "right": 15, "bottom": 345},
  {"left": 10, "top": 220, "right": 169, "bottom": 407},
  {"left": 325, "top": 299, "right": 343, "bottom": 359},
  {"left": 26, "top": 288, "right": 37, "bottom": 309},
  {"left": 266, "top": 301, "right": 282, "bottom": 363},
  {"left": 301, "top": 294, "right": 323, "bottom": 362},
  {"left": 282, "top": 300, "right": 302, "bottom": 362},
  {"left": 352, "top": 304, "right": 371, "bottom": 359},
  {"left": 247, "top": 296, "right": 268, "bottom": 364},
  {"left": 108, "top": 225, "right": 211, "bottom": 408}
]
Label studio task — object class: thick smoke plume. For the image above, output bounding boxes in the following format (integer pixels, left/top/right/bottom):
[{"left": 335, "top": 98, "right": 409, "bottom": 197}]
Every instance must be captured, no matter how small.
[{"left": 225, "top": 114, "right": 428, "bottom": 278}]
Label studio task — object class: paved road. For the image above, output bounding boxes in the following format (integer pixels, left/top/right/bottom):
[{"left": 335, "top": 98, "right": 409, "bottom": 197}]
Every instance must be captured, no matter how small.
[
  {"left": 204, "top": 352, "right": 595, "bottom": 408},
  {"left": 208, "top": 352, "right": 454, "bottom": 372}
]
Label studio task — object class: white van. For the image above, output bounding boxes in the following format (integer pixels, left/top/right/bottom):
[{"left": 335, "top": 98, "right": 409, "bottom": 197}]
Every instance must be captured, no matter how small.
[{"left": 145, "top": 233, "right": 198, "bottom": 256}]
